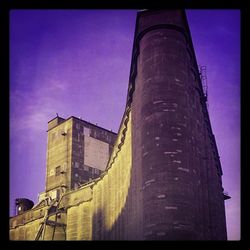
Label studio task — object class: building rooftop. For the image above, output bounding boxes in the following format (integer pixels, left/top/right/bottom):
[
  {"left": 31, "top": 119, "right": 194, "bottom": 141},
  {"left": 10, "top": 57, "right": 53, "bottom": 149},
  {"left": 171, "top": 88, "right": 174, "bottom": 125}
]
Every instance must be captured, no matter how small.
[{"left": 47, "top": 115, "right": 117, "bottom": 135}]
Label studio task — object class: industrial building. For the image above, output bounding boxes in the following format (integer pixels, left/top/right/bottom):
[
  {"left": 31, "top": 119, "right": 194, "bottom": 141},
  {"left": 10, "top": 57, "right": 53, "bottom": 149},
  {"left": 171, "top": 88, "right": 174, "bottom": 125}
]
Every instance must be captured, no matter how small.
[
  {"left": 10, "top": 9, "right": 229, "bottom": 240},
  {"left": 39, "top": 115, "right": 117, "bottom": 202}
]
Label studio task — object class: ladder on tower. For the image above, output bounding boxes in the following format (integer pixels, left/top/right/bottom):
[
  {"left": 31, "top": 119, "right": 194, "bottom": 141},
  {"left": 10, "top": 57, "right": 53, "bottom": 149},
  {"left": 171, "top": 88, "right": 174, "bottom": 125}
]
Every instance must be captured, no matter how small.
[
  {"left": 199, "top": 65, "right": 208, "bottom": 105},
  {"left": 34, "top": 196, "right": 66, "bottom": 240}
]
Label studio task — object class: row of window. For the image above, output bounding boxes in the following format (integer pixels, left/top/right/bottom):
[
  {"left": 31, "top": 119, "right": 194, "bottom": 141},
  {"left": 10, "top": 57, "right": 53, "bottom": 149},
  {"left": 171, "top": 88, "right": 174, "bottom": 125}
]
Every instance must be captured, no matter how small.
[
  {"left": 73, "top": 131, "right": 113, "bottom": 144},
  {"left": 73, "top": 161, "right": 101, "bottom": 174},
  {"left": 74, "top": 167, "right": 100, "bottom": 177},
  {"left": 76, "top": 123, "right": 114, "bottom": 142},
  {"left": 49, "top": 162, "right": 101, "bottom": 177},
  {"left": 76, "top": 123, "right": 110, "bottom": 136}
]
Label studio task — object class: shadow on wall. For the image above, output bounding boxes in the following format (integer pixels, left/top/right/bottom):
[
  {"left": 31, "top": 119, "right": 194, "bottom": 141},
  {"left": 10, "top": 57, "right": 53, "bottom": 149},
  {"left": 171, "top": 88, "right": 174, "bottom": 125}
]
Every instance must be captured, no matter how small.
[
  {"left": 91, "top": 174, "right": 139, "bottom": 240},
  {"left": 89, "top": 110, "right": 142, "bottom": 240}
]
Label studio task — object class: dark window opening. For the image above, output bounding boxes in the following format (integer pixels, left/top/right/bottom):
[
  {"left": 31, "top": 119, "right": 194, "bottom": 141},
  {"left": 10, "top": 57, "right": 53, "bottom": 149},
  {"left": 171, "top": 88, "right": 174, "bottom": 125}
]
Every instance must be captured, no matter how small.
[{"left": 55, "top": 166, "right": 61, "bottom": 176}]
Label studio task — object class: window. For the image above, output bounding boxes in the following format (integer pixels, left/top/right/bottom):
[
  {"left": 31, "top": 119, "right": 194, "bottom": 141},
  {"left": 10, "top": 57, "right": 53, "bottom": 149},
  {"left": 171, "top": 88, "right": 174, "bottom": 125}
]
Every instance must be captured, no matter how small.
[
  {"left": 76, "top": 123, "right": 80, "bottom": 130},
  {"left": 83, "top": 127, "right": 91, "bottom": 137},
  {"left": 94, "top": 169, "right": 99, "bottom": 174},
  {"left": 55, "top": 166, "right": 61, "bottom": 176},
  {"left": 84, "top": 165, "right": 89, "bottom": 171},
  {"left": 75, "top": 162, "right": 79, "bottom": 168}
]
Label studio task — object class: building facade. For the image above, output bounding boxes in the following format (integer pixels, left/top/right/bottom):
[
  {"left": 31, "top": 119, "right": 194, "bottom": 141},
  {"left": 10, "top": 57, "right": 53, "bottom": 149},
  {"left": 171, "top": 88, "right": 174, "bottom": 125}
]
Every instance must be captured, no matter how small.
[
  {"left": 10, "top": 9, "right": 229, "bottom": 240},
  {"left": 38, "top": 116, "right": 117, "bottom": 202}
]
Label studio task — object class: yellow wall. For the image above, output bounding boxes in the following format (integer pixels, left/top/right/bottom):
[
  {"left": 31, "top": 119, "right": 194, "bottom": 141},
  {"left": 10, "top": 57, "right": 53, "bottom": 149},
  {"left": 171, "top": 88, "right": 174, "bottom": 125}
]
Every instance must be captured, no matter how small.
[
  {"left": 65, "top": 109, "right": 132, "bottom": 240},
  {"left": 10, "top": 109, "right": 133, "bottom": 240},
  {"left": 46, "top": 119, "right": 73, "bottom": 192}
]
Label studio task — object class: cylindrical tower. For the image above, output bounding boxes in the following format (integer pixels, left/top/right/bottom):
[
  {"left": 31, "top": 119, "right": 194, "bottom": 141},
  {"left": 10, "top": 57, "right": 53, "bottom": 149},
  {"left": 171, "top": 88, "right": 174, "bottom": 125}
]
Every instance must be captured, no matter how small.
[{"left": 130, "top": 10, "right": 227, "bottom": 240}]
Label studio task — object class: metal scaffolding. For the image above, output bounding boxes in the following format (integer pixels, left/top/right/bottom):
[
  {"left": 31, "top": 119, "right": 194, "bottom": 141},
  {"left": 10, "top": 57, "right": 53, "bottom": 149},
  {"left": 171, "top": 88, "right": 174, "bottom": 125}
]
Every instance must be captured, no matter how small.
[{"left": 34, "top": 197, "right": 66, "bottom": 240}]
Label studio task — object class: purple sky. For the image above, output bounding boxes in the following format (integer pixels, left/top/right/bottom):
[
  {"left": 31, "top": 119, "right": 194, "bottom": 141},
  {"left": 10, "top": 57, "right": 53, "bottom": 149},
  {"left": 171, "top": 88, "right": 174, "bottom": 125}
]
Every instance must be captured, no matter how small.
[{"left": 10, "top": 10, "right": 240, "bottom": 240}]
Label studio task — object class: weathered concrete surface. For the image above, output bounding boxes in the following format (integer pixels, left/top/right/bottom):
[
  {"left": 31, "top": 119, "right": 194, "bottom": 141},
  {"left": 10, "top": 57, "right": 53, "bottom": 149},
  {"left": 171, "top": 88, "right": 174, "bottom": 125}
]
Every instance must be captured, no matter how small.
[
  {"left": 131, "top": 9, "right": 227, "bottom": 240},
  {"left": 10, "top": 9, "right": 227, "bottom": 241}
]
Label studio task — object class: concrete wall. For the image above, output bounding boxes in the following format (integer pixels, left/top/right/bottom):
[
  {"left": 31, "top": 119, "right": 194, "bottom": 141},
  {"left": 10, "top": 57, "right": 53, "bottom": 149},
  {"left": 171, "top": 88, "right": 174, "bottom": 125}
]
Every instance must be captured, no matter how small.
[
  {"left": 46, "top": 116, "right": 117, "bottom": 194},
  {"left": 65, "top": 109, "right": 133, "bottom": 240},
  {"left": 130, "top": 9, "right": 227, "bottom": 240},
  {"left": 9, "top": 204, "right": 66, "bottom": 240},
  {"left": 46, "top": 119, "right": 73, "bottom": 193},
  {"left": 10, "top": 110, "right": 134, "bottom": 240},
  {"left": 10, "top": 9, "right": 227, "bottom": 241}
]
